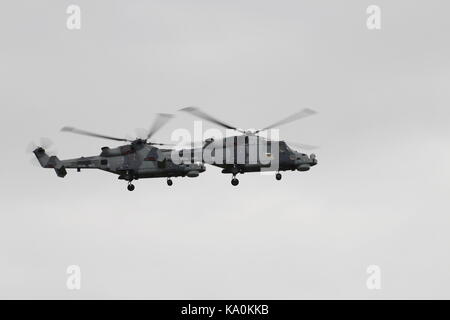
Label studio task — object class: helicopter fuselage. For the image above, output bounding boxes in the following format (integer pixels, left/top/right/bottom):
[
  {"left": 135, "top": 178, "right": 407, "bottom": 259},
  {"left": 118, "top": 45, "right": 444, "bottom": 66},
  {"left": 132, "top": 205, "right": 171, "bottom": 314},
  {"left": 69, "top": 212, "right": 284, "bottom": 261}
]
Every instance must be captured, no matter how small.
[
  {"left": 180, "top": 137, "right": 317, "bottom": 175},
  {"left": 34, "top": 144, "right": 205, "bottom": 183}
]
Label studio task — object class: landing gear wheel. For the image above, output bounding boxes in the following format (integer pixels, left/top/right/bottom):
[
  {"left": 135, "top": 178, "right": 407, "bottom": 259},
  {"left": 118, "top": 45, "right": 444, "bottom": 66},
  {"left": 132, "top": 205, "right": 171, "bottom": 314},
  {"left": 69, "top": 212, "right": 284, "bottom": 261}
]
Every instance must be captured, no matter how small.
[
  {"left": 231, "top": 178, "right": 239, "bottom": 186},
  {"left": 167, "top": 179, "right": 173, "bottom": 186},
  {"left": 127, "top": 183, "right": 135, "bottom": 191},
  {"left": 276, "top": 173, "right": 282, "bottom": 181}
]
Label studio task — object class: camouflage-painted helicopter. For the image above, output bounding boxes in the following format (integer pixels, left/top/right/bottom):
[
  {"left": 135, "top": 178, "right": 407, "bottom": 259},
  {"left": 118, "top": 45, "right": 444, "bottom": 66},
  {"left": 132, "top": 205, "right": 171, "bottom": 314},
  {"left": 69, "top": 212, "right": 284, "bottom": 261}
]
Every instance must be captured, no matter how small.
[
  {"left": 179, "top": 107, "right": 318, "bottom": 186},
  {"left": 31, "top": 114, "right": 205, "bottom": 191}
]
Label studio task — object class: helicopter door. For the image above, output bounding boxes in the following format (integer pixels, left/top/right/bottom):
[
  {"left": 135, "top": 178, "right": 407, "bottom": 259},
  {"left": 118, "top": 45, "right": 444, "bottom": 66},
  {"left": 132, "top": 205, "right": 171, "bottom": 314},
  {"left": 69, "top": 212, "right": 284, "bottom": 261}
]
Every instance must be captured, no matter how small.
[
  {"left": 244, "top": 136, "right": 249, "bottom": 165},
  {"left": 123, "top": 152, "right": 140, "bottom": 170}
]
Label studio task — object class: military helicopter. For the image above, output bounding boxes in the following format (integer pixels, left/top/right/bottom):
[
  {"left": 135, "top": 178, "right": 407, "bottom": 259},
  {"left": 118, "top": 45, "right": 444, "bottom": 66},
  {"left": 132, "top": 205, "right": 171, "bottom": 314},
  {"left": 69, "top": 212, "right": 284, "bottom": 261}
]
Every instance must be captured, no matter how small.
[
  {"left": 31, "top": 114, "right": 206, "bottom": 191},
  {"left": 179, "top": 107, "right": 318, "bottom": 186}
]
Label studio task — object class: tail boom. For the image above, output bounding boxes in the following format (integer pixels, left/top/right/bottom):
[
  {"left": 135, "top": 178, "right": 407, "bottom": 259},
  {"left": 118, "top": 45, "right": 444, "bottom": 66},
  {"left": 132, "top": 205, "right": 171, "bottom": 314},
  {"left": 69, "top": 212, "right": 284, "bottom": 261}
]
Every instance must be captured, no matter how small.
[{"left": 33, "top": 147, "right": 67, "bottom": 178}]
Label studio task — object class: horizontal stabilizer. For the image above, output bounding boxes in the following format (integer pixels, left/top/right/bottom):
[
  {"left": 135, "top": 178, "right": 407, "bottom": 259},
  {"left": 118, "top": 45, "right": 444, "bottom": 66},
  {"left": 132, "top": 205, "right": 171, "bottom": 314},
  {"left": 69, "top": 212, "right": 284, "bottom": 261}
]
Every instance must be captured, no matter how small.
[{"left": 33, "top": 147, "right": 67, "bottom": 178}]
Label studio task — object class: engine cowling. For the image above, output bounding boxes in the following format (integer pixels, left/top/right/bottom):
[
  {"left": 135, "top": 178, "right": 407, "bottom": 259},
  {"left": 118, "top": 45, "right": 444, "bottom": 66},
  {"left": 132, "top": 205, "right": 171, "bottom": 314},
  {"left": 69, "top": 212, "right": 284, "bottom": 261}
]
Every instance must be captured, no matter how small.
[{"left": 100, "top": 146, "right": 127, "bottom": 157}]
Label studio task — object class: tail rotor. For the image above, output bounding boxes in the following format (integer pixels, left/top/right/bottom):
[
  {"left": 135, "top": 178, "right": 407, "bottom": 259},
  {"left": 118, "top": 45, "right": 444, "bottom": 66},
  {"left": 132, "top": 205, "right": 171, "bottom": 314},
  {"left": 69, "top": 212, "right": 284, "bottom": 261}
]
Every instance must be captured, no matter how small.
[{"left": 26, "top": 138, "right": 58, "bottom": 166}]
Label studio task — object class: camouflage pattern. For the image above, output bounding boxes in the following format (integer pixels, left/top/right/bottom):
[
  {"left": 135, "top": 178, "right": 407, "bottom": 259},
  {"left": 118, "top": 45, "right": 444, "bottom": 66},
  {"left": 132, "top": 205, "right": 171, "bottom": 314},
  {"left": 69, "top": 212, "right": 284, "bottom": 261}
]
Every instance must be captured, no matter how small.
[
  {"left": 177, "top": 106, "right": 318, "bottom": 184},
  {"left": 179, "top": 138, "right": 317, "bottom": 175},
  {"left": 32, "top": 110, "right": 317, "bottom": 188},
  {"left": 33, "top": 139, "right": 206, "bottom": 183}
]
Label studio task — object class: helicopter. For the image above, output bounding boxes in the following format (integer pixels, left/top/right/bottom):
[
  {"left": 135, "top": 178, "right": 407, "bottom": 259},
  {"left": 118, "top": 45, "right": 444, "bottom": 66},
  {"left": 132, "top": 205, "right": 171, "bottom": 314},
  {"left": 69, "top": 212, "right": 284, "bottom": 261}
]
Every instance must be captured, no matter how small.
[
  {"left": 31, "top": 114, "right": 206, "bottom": 191},
  {"left": 178, "top": 107, "right": 318, "bottom": 186}
]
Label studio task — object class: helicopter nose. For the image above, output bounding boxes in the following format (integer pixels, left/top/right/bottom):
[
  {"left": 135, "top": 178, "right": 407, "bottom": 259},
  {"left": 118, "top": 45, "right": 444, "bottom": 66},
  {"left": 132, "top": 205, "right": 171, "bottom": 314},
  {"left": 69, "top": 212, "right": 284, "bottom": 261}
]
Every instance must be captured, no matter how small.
[
  {"left": 310, "top": 153, "right": 317, "bottom": 165},
  {"left": 196, "top": 162, "right": 206, "bottom": 172}
]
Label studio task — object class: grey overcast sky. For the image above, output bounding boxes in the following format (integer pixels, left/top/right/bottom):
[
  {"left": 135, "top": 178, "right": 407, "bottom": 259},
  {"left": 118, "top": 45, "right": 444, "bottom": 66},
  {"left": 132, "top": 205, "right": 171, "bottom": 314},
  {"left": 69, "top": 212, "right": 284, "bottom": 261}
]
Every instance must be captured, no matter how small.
[{"left": 1, "top": 0, "right": 449, "bottom": 299}]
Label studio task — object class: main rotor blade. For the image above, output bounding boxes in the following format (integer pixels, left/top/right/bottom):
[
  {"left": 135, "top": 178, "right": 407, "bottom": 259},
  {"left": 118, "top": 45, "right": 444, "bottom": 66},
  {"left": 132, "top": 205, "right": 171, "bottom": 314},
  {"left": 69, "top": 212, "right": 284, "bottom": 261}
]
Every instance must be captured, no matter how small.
[
  {"left": 26, "top": 137, "right": 53, "bottom": 153},
  {"left": 61, "top": 126, "right": 131, "bottom": 142},
  {"left": 147, "top": 113, "right": 174, "bottom": 141},
  {"left": 180, "top": 106, "right": 242, "bottom": 132},
  {"left": 256, "top": 108, "right": 317, "bottom": 133}
]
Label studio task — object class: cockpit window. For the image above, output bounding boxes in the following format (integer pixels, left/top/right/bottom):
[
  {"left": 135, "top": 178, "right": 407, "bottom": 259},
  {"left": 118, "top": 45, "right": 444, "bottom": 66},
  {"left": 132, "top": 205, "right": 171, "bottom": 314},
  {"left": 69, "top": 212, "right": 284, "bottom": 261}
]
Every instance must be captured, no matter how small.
[{"left": 279, "top": 141, "right": 290, "bottom": 152}]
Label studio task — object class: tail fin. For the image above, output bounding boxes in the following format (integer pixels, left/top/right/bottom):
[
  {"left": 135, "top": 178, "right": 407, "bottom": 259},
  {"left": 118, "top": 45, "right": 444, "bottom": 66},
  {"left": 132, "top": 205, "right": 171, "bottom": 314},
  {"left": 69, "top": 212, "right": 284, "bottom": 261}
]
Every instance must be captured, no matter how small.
[{"left": 33, "top": 147, "right": 67, "bottom": 178}]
